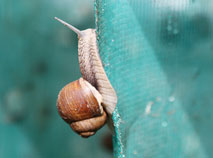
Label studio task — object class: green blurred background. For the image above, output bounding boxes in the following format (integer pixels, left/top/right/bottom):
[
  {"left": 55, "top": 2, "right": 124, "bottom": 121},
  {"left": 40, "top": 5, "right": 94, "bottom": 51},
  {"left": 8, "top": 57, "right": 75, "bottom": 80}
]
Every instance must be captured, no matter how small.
[
  {"left": 0, "top": 0, "right": 112, "bottom": 158},
  {"left": 1, "top": 0, "right": 213, "bottom": 158}
]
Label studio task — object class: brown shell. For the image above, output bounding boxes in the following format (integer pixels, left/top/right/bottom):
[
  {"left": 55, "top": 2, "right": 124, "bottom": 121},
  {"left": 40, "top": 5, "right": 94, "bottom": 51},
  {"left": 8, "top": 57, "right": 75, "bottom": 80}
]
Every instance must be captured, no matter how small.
[
  {"left": 57, "top": 78, "right": 107, "bottom": 137},
  {"left": 71, "top": 111, "right": 107, "bottom": 137}
]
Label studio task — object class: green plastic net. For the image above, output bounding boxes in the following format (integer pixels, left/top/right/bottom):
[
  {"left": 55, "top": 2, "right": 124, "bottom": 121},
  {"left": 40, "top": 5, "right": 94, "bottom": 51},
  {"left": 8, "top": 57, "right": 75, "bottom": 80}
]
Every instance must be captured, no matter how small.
[{"left": 95, "top": 0, "right": 213, "bottom": 157}]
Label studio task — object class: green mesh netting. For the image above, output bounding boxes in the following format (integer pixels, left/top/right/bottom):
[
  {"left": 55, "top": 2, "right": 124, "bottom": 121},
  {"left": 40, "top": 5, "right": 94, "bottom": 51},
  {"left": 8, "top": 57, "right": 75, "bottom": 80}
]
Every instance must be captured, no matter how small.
[{"left": 95, "top": 0, "right": 213, "bottom": 158}]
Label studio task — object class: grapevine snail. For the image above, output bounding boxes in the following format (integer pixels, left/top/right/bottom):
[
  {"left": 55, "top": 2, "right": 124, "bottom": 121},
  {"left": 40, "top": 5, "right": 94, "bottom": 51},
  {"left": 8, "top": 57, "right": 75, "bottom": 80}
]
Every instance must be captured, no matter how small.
[{"left": 55, "top": 17, "right": 117, "bottom": 138}]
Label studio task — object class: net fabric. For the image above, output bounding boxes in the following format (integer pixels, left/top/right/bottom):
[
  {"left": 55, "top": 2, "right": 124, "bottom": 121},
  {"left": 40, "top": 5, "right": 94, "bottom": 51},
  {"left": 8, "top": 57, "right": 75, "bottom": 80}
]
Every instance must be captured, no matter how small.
[{"left": 95, "top": 0, "right": 213, "bottom": 158}]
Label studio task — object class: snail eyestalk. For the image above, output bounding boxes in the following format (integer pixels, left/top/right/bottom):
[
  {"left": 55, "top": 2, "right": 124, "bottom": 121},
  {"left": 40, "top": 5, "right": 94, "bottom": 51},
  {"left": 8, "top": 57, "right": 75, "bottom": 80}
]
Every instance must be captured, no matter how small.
[{"left": 54, "top": 17, "right": 83, "bottom": 37}]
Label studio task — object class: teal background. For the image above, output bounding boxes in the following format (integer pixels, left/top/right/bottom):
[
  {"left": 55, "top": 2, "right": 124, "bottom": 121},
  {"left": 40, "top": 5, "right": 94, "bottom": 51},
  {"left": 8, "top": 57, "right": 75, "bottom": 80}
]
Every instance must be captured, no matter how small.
[
  {"left": 95, "top": 0, "right": 213, "bottom": 158},
  {"left": 1, "top": 0, "right": 213, "bottom": 158},
  {"left": 0, "top": 0, "right": 112, "bottom": 158}
]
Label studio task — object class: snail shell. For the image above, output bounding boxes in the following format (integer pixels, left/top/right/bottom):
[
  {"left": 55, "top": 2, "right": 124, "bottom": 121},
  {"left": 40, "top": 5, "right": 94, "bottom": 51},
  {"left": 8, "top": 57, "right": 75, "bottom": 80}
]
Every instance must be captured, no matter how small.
[{"left": 57, "top": 78, "right": 107, "bottom": 137}]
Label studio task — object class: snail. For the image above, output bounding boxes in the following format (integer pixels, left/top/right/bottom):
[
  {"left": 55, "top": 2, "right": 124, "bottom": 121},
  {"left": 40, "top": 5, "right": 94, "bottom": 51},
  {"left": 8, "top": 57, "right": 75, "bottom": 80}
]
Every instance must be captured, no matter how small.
[{"left": 55, "top": 17, "right": 117, "bottom": 138}]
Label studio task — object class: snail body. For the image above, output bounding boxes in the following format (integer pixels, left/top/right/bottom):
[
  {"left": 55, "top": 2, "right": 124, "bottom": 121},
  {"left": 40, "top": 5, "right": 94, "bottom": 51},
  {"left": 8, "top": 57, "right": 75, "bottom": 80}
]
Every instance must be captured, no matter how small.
[{"left": 55, "top": 17, "right": 117, "bottom": 137}]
